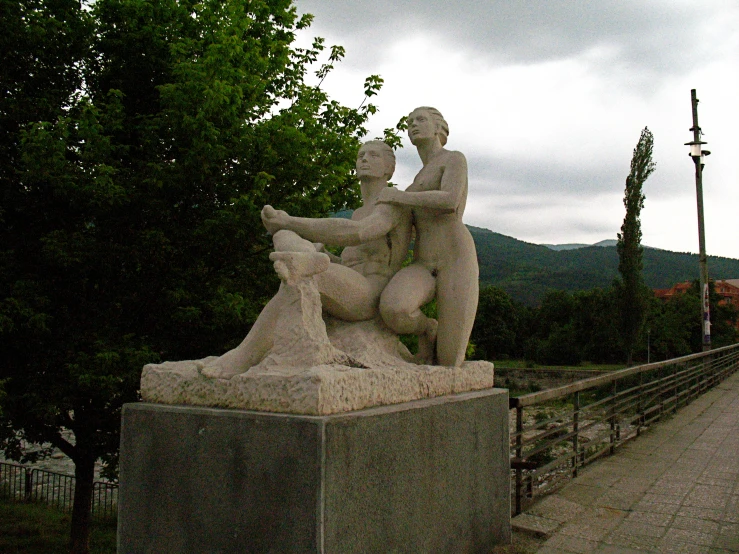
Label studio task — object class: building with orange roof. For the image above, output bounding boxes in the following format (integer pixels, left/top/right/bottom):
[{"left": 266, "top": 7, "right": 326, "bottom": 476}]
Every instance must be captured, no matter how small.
[{"left": 654, "top": 279, "right": 739, "bottom": 329}]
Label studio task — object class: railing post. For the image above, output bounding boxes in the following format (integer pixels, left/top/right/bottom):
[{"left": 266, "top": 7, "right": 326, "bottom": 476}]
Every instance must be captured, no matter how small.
[
  {"left": 515, "top": 405, "right": 523, "bottom": 516},
  {"left": 696, "top": 362, "right": 701, "bottom": 398},
  {"left": 672, "top": 365, "right": 679, "bottom": 414},
  {"left": 717, "top": 351, "right": 723, "bottom": 382},
  {"left": 24, "top": 469, "right": 32, "bottom": 502},
  {"left": 93, "top": 483, "right": 98, "bottom": 517},
  {"left": 637, "top": 370, "right": 644, "bottom": 436},
  {"left": 701, "top": 351, "right": 709, "bottom": 393},
  {"left": 68, "top": 474, "right": 74, "bottom": 513},
  {"left": 572, "top": 391, "right": 580, "bottom": 477},
  {"left": 710, "top": 351, "right": 718, "bottom": 383},
  {"left": 610, "top": 379, "right": 617, "bottom": 455}
]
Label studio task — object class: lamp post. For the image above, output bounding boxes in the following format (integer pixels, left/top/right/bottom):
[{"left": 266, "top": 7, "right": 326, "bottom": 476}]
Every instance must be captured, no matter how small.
[{"left": 685, "top": 89, "right": 711, "bottom": 351}]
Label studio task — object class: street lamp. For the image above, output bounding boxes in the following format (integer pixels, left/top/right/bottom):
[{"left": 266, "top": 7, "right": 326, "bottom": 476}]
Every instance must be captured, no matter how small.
[{"left": 685, "top": 88, "right": 711, "bottom": 351}]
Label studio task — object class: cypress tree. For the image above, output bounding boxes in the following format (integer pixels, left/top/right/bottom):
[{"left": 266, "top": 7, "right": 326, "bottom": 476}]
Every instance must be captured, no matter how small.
[{"left": 616, "top": 127, "right": 655, "bottom": 365}]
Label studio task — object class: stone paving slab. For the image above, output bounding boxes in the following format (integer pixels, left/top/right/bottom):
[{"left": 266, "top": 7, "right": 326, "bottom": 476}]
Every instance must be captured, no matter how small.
[
  {"left": 511, "top": 514, "right": 561, "bottom": 538},
  {"left": 510, "top": 369, "right": 739, "bottom": 553}
]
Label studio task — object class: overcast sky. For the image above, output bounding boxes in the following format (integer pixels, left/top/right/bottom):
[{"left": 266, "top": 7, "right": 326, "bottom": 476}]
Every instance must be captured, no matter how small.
[{"left": 294, "top": 0, "right": 738, "bottom": 261}]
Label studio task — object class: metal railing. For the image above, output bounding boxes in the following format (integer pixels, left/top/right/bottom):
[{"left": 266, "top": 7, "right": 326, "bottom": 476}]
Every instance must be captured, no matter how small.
[
  {"left": 0, "top": 462, "right": 118, "bottom": 517},
  {"left": 509, "top": 343, "right": 739, "bottom": 515}
]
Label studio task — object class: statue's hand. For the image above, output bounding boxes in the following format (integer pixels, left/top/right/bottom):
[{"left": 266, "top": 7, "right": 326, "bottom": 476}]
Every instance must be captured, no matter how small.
[
  {"left": 376, "top": 186, "right": 401, "bottom": 205},
  {"left": 261, "top": 205, "right": 290, "bottom": 234}
]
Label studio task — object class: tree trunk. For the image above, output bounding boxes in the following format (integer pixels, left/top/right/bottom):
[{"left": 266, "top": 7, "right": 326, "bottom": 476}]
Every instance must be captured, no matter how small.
[{"left": 70, "top": 452, "right": 96, "bottom": 554}]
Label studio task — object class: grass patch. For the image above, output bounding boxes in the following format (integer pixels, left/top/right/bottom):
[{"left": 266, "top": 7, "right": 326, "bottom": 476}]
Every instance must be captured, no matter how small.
[
  {"left": 496, "top": 360, "right": 625, "bottom": 372},
  {"left": 493, "top": 359, "right": 530, "bottom": 369},
  {"left": 0, "top": 496, "right": 117, "bottom": 553}
]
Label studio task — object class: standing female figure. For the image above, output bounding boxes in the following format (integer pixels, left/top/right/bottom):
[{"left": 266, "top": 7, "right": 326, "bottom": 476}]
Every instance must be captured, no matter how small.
[{"left": 377, "top": 107, "right": 479, "bottom": 367}]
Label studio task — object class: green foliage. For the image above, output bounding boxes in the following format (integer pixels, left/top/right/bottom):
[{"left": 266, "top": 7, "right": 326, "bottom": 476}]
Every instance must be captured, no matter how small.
[
  {"left": 616, "top": 127, "right": 655, "bottom": 364},
  {"left": 573, "top": 288, "right": 622, "bottom": 362},
  {"left": 469, "top": 280, "right": 735, "bottom": 368},
  {"left": 470, "top": 286, "right": 519, "bottom": 360},
  {"left": 1, "top": 0, "right": 383, "bottom": 550},
  {"left": 523, "top": 291, "right": 580, "bottom": 366},
  {"left": 377, "top": 114, "right": 408, "bottom": 152},
  {"left": 0, "top": 0, "right": 93, "bottom": 217},
  {"left": 470, "top": 287, "right": 621, "bottom": 366},
  {"left": 643, "top": 293, "right": 694, "bottom": 360},
  {"left": 644, "top": 281, "right": 738, "bottom": 359}
]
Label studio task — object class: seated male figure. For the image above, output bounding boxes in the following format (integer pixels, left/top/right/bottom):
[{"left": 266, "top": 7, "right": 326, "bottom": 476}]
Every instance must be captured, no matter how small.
[{"left": 203, "top": 141, "right": 412, "bottom": 379}]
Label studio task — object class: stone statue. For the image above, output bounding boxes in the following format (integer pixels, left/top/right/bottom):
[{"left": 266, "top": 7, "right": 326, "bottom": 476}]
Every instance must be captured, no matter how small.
[
  {"left": 201, "top": 140, "right": 413, "bottom": 379},
  {"left": 140, "top": 121, "right": 494, "bottom": 415},
  {"left": 377, "top": 107, "right": 479, "bottom": 367}
]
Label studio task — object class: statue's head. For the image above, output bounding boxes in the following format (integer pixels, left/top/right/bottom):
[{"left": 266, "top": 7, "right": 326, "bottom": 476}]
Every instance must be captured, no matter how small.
[
  {"left": 356, "top": 140, "right": 396, "bottom": 180},
  {"left": 408, "top": 106, "right": 448, "bottom": 146}
]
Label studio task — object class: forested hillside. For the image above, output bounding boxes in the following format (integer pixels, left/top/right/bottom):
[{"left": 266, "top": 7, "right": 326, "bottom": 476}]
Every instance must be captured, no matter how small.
[{"left": 469, "top": 226, "right": 739, "bottom": 305}]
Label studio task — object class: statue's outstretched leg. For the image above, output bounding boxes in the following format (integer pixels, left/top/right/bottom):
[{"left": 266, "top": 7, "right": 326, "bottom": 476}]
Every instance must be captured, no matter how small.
[
  {"left": 201, "top": 292, "right": 283, "bottom": 379},
  {"left": 202, "top": 231, "right": 327, "bottom": 379}
]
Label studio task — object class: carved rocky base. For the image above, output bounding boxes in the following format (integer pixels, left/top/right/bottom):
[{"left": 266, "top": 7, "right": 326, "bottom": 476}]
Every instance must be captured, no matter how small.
[
  {"left": 142, "top": 315, "right": 494, "bottom": 415},
  {"left": 141, "top": 355, "right": 495, "bottom": 416}
]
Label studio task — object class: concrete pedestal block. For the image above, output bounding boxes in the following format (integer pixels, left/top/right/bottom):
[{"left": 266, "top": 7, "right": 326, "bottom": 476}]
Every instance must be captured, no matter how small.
[{"left": 118, "top": 388, "right": 510, "bottom": 553}]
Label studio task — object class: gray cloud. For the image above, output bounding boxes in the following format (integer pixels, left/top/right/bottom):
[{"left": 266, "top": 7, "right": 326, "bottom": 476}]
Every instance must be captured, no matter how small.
[
  {"left": 297, "top": 0, "right": 705, "bottom": 78},
  {"left": 464, "top": 189, "right": 623, "bottom": 244},
  {"left": 465, "top": 153, "right": 625, "bottom": 195},
  {"left": 297, "top": 1, "right": 738, "bottom": 258}
]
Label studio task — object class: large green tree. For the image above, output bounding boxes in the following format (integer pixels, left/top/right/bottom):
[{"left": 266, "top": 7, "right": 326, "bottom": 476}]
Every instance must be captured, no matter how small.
[
  {"left": 616, "top": 127, "right": 655, "bottom": 365},
  {"left": 470, "top": 285, "right": 519, "bottom": 361},
  {"left": 0, "top": 1, "right": 382, "bottom": 551},
  {"left": 524, "top": 290, "right": 582, "bottom": 366},
  {"left": 518, "top": 288, "right": 622, "bottom": 366}
]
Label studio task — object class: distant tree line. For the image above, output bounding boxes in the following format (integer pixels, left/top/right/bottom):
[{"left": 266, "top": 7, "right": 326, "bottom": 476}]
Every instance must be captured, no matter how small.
[{"left": 470, "top": 281, "right": 738, "bottom": 366}]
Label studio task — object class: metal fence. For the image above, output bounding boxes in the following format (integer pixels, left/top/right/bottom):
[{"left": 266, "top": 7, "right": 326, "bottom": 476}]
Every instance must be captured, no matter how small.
[
  {"left": 0, "top": 462, "right": 118, "bottom": 518},
  {"left": 509, "top": 343, "right": 739, "bottom": 515}
]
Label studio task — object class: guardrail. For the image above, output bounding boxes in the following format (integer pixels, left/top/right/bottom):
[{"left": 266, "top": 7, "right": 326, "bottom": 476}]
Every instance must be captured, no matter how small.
[
  {"left": 509, "top": 343, "right": 739, "bottom": 515},
  {"left": 0, "top": 462, "right": 118, "bottom": 518}
]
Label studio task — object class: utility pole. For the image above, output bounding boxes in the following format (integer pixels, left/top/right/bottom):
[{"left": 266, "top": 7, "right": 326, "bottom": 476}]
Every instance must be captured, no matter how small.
[{"left": 685, "top": 89, "right": 711, "bottom": 351}]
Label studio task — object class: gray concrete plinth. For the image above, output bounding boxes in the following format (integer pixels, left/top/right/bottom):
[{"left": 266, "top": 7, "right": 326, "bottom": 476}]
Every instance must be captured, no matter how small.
[{"left": 118, "top": 388, "right": 510, "bottom": 553}]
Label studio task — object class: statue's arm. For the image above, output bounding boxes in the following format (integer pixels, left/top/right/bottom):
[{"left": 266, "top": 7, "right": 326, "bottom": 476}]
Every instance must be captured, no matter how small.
[
  {"left": 356, "top": 204, "right": 406, "bottom": 243},
  {"left": 262, "top": 205, "right": 400, "bottom": 246},
  {"left": 377, "top": 151, "right": 466, "bottom": 213}
]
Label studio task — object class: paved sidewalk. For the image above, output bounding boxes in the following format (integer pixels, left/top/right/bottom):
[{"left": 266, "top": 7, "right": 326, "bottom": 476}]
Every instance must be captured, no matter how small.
[{"left": 512, "top": 369, "right": 739, "bottom": 553}]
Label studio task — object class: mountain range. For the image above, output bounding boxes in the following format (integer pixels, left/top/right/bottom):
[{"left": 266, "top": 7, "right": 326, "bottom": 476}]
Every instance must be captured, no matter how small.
[
  {"left": 468, "top": 226, "right": 739, "bottom": 306},
  {"left": 540, "top": 239, "right": 617, "bottom": 251}
]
